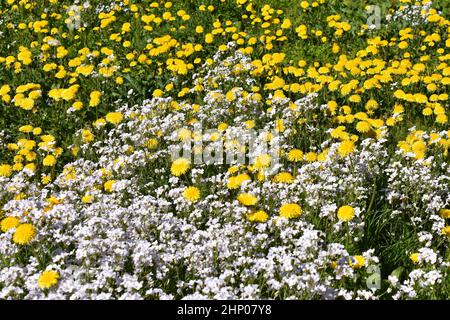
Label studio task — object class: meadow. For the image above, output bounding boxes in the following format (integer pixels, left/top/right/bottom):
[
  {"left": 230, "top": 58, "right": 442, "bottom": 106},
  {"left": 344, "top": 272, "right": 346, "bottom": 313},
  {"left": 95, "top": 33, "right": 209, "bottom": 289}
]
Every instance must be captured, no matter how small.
[{"left": 0, "top": 0, "right": 449, "bottom": 299}]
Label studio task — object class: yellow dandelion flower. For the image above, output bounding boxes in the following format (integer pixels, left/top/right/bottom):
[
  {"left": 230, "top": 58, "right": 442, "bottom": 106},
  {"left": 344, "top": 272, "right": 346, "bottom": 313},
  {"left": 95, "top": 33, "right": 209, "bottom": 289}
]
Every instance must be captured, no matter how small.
[
  {"left": 13, "top": 223, "right": 36, "bottom": 245},
  {"left": 1, "top": 216, "right": 20, "bottom": 232},
  {"left": 227, "top": 173, "right": 251, "bottom": 189},
  {"left": 349, "top": 255, "right": 365, "bottom": 269},
  {"left": 253, "top": 154, "right": 271, "bottom": 169},
  {"left": 19, "top": 125, "right": 33, "bottom": 133},
  {"left": 89, "top": 91, "right": 102, "bottom": 107},
  {"left": 411, "top": 140, "right": 426, "bottom": 159},
  {"left": 287, "top": 149, "right": 303, "bottom": 162},
  {"left": 409, "top": 252, "right": 419, "bottom": 264},
  {"left": 82, "top": 130, "right": 94, "bottom": 143},
  {"left": 81, "top": 194, "right": 93, "bottom": 204},
  {"left": 305, "top": 152, "right": 317, "bottom": 162},
  {"left": 440, "top": 209, "right": 450, "bottom": 219},
  {"left": 38, "top": 270, "right": 59, "bottom": 289},
  {"left": 356, "top": 121, "right": 371, "bottom": 133},
  {"left": 247, "top": 210, "right": 269, "bottom": 223},
  {"left": 442, "top": 226, "right": 450, "bottom": 237},
  {"left": 42, "top": 155, "right": 57, "bottom": 167},
  {"left": 104, "top": 180, "right": 116, "bottom": 192},
  {"left": 338, "top": 140, "right": 355, "bottom": 157},
  {"left": 145, "top": 138, "right": 158, "bottom": 149},
  {"left": 337, "top": 205, "right": 355, "bottom": 222},
  {"left": 436, "top": 114, "right": 448, "bottom": 124},
  {"left": 237, "top": 193, "right": 258, "bottom": 206},
  {"left": 183, "top": 186, "right": 201, "bottom": 202},
  {"left": 153, "top": 89, "right": 164, "bottom": 97},
  {"left": 279, "top": 203, "right": 302, "bottom": 219},
  {"left": 0, "top": 164, "right": 12, "bottom": 177},
  {"left": 105, "top": 112, "right": 123, "bottom": 124},
  {"left": 274, "top": 172, "right": 294, "bottom": 183},
  {"left": 171, "top": 158, "right": 191, "bottom": 176}
]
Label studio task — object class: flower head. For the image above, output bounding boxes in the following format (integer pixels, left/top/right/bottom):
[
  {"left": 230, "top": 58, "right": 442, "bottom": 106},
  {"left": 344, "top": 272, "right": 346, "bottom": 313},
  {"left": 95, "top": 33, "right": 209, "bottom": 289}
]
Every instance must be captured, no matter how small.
[
  {"left": 227, "top": 173, "right": 251, "bottom": 189},
  {"left": 409, "top": 252, "right": 419, "bottom": 264},
  {"left": 104, "top": 180, "right": 116, "bottom": 192},
  {"left": 338, "top": 140, "right": 355, "bottom": 157},
  {"left": 1, "top": 216, "right": 20, "bottom": 232},
  {"left": 274, "top": 172, "right": 294, "bottom": 183},
  {"left": 183, "top": 186, "right": 201, "bottom": 202},
  {"left": 237, "top": 193, "right": 258, "bottom": 206},
  {"left": 439, "top": 209, "right": 450, "bottom": 219},
  {"left": 279, "top": 203, "right": 302, "bottom": 219},
  {"left": 0, "top": 164, "right": 12, "bottom": 177},
  {"left": 337, "top": 205, "right": 355, "bottom": 222},
  {"left": 442, "top": 226, "right": 450, "bottom": 237},
  {"left": 13, "top": 224, "right": 36, "bottom": 245},
  {"left": 89, "top": 91, "right": 101, "bottom": 107},
  {"left": 105, "top": 112, "right": 123, "bottom": 124},
  {"left": 38, "top": 270, "right": 59, "bottom": 289},
  {"left": 349, "top": 255, "right": 365, "bottom": 269},
  {"left": 247, "top": 210, "right": 269, "bottom": 223},
  {"left": 171, "top": 158, "right": 191, "bottom": 176},
  {"left": 43, "top": 155, "right": 57, "bottom": 167}
]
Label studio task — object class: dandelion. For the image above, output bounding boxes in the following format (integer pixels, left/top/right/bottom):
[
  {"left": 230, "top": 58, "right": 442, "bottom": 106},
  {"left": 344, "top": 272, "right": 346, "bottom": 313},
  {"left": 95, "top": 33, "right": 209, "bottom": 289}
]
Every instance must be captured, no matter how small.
[
  {"left": 81, "top": 130, "right": 94, "bottom": 143},
  {"left": 183, "top": 186, "right": 200, "bottom": 202},
  {"left": 412, "top": 140, "right": 427, "bottom": 159},
  {"left": 287, "top": 149, "right": 303, "bottom": 162},
  {"left": 227, "top": 174, "right": 251, "bottom": 189},
  {"left": 274, "top": 172, "right": 294, "bottom": 183},
  {"left": 440, "top": 209, "right": 450, "bottom": 219},
  {"left": 81, "top": 194, "right": 93, "bottom": 204},
  {"left": 72, "top": 101, "right": 83, "bottom": 110},
  {"left": 38, "top": 270, "right": 59, "bottom": 289},
  {"left": 436, "top": 114, "right": 448, "bottom": 124},
  {"left": 300, "top": 1, "right": 309, "bottom": 9},
  {"left": 338, "top": 140, "right": 355, "bottom": 157},
  {"left": 356, "top": 121, "right": 371, "bottom": 133},
  {"left": 337, "top": 205, "right": 355, "bottom": 222},
  {"left": 253, "top": 154, "right": 271, "bottom": 169},
  {"left": 105, "top": 112, "right": 124, "bottom": 124},
  {"left": 19, "top": 125, "right": 33, "bottom": 133},
  {"left": 1, "top": 216, "right": 20, "bottom": 232},
  {"left": 104, "top": 180, "right": 116, "bottom": 192},
  {"left": 171, "top": 158, "right": 190, "bottom": 176},
  {"left": 145, "top": 138, "right": 158, "bottom": 149},
  {"left": 42, "top": 155, "right": 57, "bottom": 167},
  {"left": 350, "top": 255, "right": 365, "bottom": 269},
  {"left": 0, "top": 164, "right": 12, "bottom": 177},
  {"left": 152, "top": 89, "right": 164, "bottom": 97},
  {"left": 247, "top": 210, "right": 269, "bottom": 223},
  {"left": 89, "top": 91, "right": 101, "bottom": 107},
  {"left": 410, "top": 253, "right": 419, "bottom": 264},
  {"left": 442, "top": 226, "right": 450, "bottom": 237},
  {"left": 237, "top": 193, "right": 258, "bottom": 206},
  {"left": 305, "top": 152, "right": 317, "bottom": 162},
  {"left": 279, "top": 203, "right": 302, "bottom": 219},
  {"left": 13, "top": 224, "right": 36, "bottom": 245},
  {"left": 20, "top": 98, "right": 34, "bottom": 110}
]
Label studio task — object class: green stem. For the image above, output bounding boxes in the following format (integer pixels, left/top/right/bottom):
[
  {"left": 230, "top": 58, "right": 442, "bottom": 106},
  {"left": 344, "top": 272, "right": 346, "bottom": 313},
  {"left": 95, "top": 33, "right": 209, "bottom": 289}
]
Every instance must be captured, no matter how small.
[{"left": 366, "top": 180, "right": 377, "bottom": 216}]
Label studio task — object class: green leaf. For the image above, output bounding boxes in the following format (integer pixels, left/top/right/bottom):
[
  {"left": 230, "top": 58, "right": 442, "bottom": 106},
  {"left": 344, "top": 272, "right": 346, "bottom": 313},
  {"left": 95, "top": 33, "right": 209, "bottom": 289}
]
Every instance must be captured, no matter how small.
[{"left": 390, "top": 266, "right": 405, "bottom": 280}]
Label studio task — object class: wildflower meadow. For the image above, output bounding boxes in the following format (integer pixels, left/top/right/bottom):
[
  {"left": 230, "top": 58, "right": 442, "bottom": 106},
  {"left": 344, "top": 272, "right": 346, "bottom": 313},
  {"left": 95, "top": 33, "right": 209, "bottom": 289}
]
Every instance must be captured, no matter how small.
[{"left": 0, "top": 0, "right": 449, "bottom": 300}]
